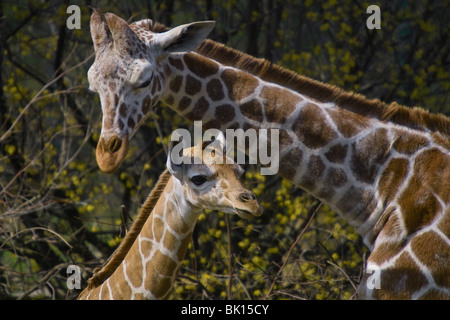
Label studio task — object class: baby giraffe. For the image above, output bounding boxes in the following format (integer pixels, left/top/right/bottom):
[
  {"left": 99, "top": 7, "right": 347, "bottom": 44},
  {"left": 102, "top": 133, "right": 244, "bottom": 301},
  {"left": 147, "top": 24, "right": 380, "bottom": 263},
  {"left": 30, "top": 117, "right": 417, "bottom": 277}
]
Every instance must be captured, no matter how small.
[{"left": 78, "top": 132, "right": 262, "bottom": 299}]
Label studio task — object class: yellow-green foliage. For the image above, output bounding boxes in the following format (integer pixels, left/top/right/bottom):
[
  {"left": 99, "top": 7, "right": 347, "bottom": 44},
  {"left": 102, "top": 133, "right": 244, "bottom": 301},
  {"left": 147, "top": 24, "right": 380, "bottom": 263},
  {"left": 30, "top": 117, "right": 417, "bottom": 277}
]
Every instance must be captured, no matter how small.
[
  {"left": 0, "top": 0, "right": 448, "bottom": 300},
  {"left": 169, "top": 170, "right": 367, "bottom": 300}
]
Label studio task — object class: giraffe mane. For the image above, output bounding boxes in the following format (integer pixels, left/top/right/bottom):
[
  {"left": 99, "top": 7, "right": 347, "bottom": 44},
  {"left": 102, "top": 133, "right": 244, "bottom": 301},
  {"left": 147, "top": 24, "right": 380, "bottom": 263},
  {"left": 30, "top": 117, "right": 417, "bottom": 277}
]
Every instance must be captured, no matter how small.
[
  {"left": 83, "top": 169, "right": 172, "bottom": 291},
  {"left": 149, "top": 22, "right": 450, "bottom": 138}
]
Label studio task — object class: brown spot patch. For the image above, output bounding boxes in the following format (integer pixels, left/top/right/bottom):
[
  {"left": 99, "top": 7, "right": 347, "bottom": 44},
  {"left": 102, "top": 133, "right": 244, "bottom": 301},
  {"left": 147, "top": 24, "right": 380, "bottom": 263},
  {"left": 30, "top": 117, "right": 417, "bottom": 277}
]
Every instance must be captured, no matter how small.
[
  {"left": 169, "top": 75, "right": 183, "bottom": 93},
  {"left": 165, "top": 95, "right": 174, "bottom": 105},
  {"left": 316, "top": 187, "right": 335, "bottom": 202},
  {"left": 144, "top": 250, "right": 175, "bottom": 296},
  {"left": 368, "top": 239, "right": 406, "bottom": 265},
  {"left": 119, "top": 103, "right": 128, "bottom": 118},
  {"left": 142, "top": 95, "right": 152, "bottom": 114},
  {"left": 221, "top": 69, "right": 259, "bottom": 101},
  {"left": 326, "top": 107, "right": 371, "bottom": 138},
  {"left": 300, "top": 155, "right": 325, "bottom": 191},
  {"left": 412, "top": 148, "right": 450, "bottom": 204},
  {"left": 185, "top": 97, "right": 209, "bottom": 121},
  {"left": 396, "top": 148, "right": 449, "bottom": 235},
  {"left": 278, "top": 129, "right": 293, "bottom": 149},
  {"left": 153, "top": 217, "right": 164, "bottom": 242},
  {"left": 336, "top": 186, "right": 376, "bottom": 224},
  {"left": 184, "top": 53, "right": 219, "bottom": 78},
  {"left": 350, "top": 128, "right": 390, "bottom": 184},
  {"left": 278, "top": 147, "right": 302, "bottom": 180},
  {"left": 127, "top": 117, "right": 135, "bottom": 129},
  {"left": 371, "top": 251, "right": 428, "bottom": 300},
  {"left": 431, "top": 132, "right": 450, "bottom": 149},
  {"left": 419, "top": 289, "right": 450, "bottom": 300},
  {"left": 166, "top": 202, "right": 191, "bottom": 234},
  {"left": 151, "top": 76, "right": 161, "bottom": 95},
  {"left": 162, "top": 231, "right": 178, "bottom": 252},
  {"left": 398, "top": 184, "right": 440, "bottom": 236},
  {"left": 410, "top": 231, "right": 450, "bottom": 288},
  {"left": 292, "top": 103, "right": 338, "bottom": 149},
  {"left": 139, "top": 238, "right": 153, "bottom": 256},
  {"left": 206, "top": 78, "right": 225, "bottom": 101},
  {"left": 260, "top": 86, "right": 301, "bottom": 123},
  {"left": 325, "top": 167, "right": 348, "bottom": 188},
  {"left": 118, "top": 119, "right": 125, "bottom": 131},
  {"left": 178, "top": 97, "right": 192, "bottom": 111},
  {"left": 392, "top": 129, "right": 429, "bottom": 155},
  {"left": 126, "top": 254, "right": 143, "bottom": 289},
  {"left": 215, "top": 104, "right": 235, "bottom": 123},
  {"left": 168, "top": 57, "right": 184, "bottom": 71},
  {"left": 378, "top": 158, "right": 409, "bottom": 205},
  {"left": 324, "top": 144, "right": 348, "bottom": 164},
  {"left": 177, "top": 234, "right": 193, "bottom": 261},
  {"left": 240, "top": 99, "right": 263, "bottom": 122},
  {"left": 185, "top": 75, "right": 202, "bottom": 96},
  {"left": 437, "top": 207, "right": 450, "bottom": 239},
  {"left": 203, "top": 119, "right": 221, "bottom": 130}
]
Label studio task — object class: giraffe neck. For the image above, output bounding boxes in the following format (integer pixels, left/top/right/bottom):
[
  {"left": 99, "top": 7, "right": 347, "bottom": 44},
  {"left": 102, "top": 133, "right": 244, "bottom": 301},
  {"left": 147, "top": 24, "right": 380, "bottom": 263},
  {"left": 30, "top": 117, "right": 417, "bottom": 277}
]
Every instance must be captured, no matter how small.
[
  {"left": 158, "top": 51, "right": 448, "bottom": 248},
  {"left": 82, "top": 177, "right": 200, "bottom": 300}
]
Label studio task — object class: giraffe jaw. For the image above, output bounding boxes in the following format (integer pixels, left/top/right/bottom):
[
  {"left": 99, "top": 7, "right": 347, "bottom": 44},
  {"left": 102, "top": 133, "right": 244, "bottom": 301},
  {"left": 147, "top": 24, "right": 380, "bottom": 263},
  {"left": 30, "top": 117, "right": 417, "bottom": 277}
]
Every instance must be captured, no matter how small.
[{"left": 96, "top": 134, "right": 129, "bottom": 174}]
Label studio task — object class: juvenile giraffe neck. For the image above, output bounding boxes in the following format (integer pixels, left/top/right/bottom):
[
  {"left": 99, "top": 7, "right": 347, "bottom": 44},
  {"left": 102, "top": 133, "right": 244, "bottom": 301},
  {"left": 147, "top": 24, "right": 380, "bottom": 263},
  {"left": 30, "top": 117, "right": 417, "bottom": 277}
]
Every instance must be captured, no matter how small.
[
  {"left": 158, "top": 51, "right": 449, "bottom": 248},
  {"left": 79, "top": 177, "right": 200, "bottom": 300}
]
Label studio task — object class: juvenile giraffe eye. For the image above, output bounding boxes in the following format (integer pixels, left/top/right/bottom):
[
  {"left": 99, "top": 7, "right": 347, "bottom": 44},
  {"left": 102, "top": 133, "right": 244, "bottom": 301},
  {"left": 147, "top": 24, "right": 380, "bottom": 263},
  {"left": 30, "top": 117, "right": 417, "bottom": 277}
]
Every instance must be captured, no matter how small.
[{"left": 190, "top": 175, "right": 207, "bottom": 186}]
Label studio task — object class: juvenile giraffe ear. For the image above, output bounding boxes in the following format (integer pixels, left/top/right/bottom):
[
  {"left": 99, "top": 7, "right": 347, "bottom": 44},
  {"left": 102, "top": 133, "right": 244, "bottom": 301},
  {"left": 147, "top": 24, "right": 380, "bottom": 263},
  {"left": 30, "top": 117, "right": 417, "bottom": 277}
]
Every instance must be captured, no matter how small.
[
  {"left": 157, "top": 21, "right": 216, "bottom": 54},
  {"left": 203, "top": 129, "right": 226, "bottom": 157},
  {"left": 90, "top": 10, "right": 112, "bottom": 55},
  {"left": 214, "top": 130, "right": 226, "bottom": 154},
  {"left": 104, "top": 12, "right": 140, "bottom": 56},
  {"left": 167, "top": 140, "right": 185, "bottom": 182}
]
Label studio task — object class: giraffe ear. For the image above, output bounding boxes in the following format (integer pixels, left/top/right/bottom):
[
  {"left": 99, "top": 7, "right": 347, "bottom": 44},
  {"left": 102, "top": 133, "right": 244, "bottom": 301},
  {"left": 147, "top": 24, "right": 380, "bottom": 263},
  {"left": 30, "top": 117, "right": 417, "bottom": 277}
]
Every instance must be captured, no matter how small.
[
  {"left": 214, "top": 130, "right": 226, "bottom": 154},
  {"left": 203, "top": 129, "right": 226, "bottom": 155},
  {"left": 90, "top": 10, "right": 112, "bottom": 55},
  {"left": 157, "top": 21, "right": 216, "bottom": 54},
  {"left": 167, "top": 140, "right": 185, "bottom": 182},
  {"left": 104, "top": 12, "right": 140, "bottom": 56}
]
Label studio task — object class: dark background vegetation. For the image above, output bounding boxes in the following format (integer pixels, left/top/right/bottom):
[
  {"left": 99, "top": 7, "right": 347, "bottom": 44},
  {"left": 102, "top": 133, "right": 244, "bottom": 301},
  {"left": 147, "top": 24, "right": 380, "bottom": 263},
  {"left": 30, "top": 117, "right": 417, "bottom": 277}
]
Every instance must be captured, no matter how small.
[{"left": 0, "top": 0, "right": 448, "bottom": 299}]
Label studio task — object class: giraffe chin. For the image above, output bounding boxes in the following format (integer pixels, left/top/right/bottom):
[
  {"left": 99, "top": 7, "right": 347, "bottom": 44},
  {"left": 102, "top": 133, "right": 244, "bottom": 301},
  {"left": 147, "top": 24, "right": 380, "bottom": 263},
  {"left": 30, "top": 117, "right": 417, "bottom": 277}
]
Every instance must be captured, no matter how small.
[{"left": 96, "top": 135, "right": 129, "bottom": 174}]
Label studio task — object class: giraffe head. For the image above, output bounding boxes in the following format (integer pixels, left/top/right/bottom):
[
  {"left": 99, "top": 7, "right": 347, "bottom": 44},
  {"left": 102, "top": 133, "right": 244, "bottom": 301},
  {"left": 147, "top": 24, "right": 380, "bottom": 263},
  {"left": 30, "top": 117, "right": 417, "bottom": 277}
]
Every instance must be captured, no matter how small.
[
  {"left": 166, "top": 132, "right": 263, "bottom": 219},
  {"left": 88, "top": 11, "right": 215, "bottom": 173}
]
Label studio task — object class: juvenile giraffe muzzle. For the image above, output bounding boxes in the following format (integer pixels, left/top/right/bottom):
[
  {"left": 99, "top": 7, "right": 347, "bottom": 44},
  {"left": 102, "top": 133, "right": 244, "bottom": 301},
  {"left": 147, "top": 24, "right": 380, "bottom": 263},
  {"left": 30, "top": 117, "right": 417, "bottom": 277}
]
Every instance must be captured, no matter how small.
[
  {"left": 96, "top": 135, "right": 129, "bottom": 174},
  {"left": 235, "top": 190, "right": 262, "bottom": 219},
  {"left": 239, "top": 191, "right": 257, "bottom": 202}
]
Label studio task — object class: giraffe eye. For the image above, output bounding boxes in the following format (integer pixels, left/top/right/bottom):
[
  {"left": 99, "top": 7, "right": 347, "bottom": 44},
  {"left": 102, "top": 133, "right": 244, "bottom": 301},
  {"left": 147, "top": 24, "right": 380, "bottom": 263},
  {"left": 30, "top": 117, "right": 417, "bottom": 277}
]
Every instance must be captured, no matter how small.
[
  {"left": 136, "top": 78, "right": 152, "bottom": 89},
  {"left": 135, "top": 72, "right": 154, "bottom": 89},
  {"left": 190, "top": 175, "right": 207, "bottom": 186}
]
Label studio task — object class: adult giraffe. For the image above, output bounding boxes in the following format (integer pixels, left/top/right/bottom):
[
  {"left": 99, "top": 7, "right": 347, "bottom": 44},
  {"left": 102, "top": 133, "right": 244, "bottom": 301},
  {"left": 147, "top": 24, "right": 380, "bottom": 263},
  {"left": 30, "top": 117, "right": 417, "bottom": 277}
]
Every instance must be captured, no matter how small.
[{"left": 87, "top": 11, "right": 450, "bottom": 299}]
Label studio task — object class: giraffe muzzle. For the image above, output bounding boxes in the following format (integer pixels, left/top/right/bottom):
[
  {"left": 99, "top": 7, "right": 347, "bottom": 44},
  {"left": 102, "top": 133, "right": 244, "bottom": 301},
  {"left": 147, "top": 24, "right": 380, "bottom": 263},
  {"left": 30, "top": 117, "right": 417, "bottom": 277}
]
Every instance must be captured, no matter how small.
[
  {"left": 96, "top": 134, "right": 129, "bottom": 174},
  {"left": 235, "top": 191, "right": 263, "bottom": 219}
]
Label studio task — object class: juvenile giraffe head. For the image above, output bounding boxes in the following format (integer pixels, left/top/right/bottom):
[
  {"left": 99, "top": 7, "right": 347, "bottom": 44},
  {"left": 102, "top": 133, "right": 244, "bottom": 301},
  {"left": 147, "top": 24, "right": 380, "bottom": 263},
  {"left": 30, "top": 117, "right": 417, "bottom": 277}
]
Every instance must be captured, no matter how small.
[
  {"left": 88, "top": 10, "right": 215, "bottom": 173},
  {"left": 167, "top": 131, "right": 262, "bottom": 219}
]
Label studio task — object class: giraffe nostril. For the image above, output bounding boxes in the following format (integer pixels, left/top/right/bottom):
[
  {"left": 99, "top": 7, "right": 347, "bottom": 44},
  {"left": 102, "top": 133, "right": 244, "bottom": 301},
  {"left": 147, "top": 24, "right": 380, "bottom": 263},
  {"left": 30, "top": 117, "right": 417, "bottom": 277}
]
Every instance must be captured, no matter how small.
[
  {"left": 107, "top": 136, "right": 122, "bottom": 154},
  {"left": 239, "top": 192, "right": 256, "bottom": 202}
]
